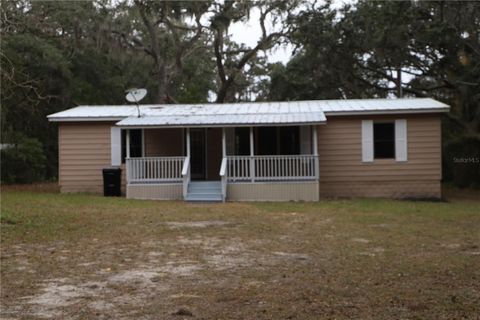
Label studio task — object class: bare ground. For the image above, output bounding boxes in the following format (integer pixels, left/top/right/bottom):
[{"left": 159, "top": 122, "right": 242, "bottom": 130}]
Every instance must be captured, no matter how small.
[{"left": 1, "top": 185, "right": 479, "bottom": 319}]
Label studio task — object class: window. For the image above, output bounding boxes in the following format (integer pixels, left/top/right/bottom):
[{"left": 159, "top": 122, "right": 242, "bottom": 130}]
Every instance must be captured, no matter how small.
[
  {"left": 121, "top": 129, "right": 143, "bottom": 163},
  {"left": 373, "top": 122, "right": 395, "bottom": 159}
]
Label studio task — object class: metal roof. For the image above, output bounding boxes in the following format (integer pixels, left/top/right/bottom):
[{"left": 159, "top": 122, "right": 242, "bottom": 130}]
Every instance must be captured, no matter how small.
[
  {"left": 116, "top": 112, "right": 327, "bottom": 128},
  {"left": 47, "top": 98, "right": 449, "bottom": 126},
  {"left": 319, "top": 98, "right": 449, "bottom": 115}
]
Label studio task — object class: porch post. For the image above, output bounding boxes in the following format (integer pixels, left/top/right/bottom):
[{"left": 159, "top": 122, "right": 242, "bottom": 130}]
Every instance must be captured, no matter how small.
[
  {"left": 221, "top": 128, "right": 227, "bottom": 202},
  {"left": 141, "top": 129, "right": 145, "bottom": 157},
  {"left": 125, "top": 129, "right": 131, "bottom": 183},
  {"left": 126, "top": 129, "right": 131, "bottom": 158},
  {"left": 312, "top": 125, "right": 319, "bottom": 179},
  {"left": 222, "top": 128, "right": 226, "bottom": 157},
  {"left": 250, "top": 127, "right": 255, "bottom": 182},
  {"left": 186, "top": 128, "right": 191, "bottom": 158}
]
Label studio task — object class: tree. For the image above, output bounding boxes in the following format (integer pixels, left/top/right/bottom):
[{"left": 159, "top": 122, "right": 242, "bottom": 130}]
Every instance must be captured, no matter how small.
[
  {"left": 208, "top": 0, "right": 300, "bottom": 102},
  {"left": 111, "top": 0, "right": 301, "bottom": 103},
  {"left": 268, "top": 0, "right": 480, "bottom": 186},
  {"left": 108, "top": 0, "right": 215, "bottom": 103},
  {"left": 0, "top": 1, "right": 158, "bottom": 180}
]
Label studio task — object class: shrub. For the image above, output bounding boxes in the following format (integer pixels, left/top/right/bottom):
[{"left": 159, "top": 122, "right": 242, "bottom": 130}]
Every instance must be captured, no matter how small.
[
  {"left": 443, "top": 136, "right": 480, "bottom": 188},
  {"left": 1, "top": 135, "right": 46, "bottom": 184}
]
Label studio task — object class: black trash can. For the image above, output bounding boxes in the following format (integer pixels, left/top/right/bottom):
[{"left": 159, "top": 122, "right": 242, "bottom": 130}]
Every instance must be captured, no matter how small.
[{"left": 103, "top": 167, "right": 121, "bottom": 197}]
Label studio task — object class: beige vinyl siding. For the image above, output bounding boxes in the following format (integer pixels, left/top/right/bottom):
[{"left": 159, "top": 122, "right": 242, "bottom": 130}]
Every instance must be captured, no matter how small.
[
  {"left": 317, "top": 114, "right": 442, "bottom": 198},
  {"left": 59, "top": 122, "right": 126, "bottom": 193},
  {"left": 144, "top": 128, "right": 183, "bottom": 157}
]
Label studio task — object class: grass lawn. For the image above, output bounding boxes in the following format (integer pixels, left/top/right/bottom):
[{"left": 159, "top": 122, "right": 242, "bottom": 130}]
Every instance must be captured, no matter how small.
[{"left": 1, "top": 184, "right": 479, "bottom": 319}]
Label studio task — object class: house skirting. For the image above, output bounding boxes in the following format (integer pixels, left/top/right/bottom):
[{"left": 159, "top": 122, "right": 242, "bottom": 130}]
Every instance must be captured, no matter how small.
[
  {"left": 124, "top": 180, "right": 440, "bottom": 201},
  {"left": 127, "top": 183, "right": 182, "bottom": 200},
  {"left": 227, "top": 181, "right": 319, "bottom": 202},
  {"left": 319, "top": 180, "right": 441, "bottom": 199}
]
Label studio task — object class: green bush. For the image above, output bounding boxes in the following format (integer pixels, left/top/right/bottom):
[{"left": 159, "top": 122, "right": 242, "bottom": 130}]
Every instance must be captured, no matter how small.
[
  {"left": 1, "top": 135, "right": 46, "bottom": 184},
  {"left": 443, "top": 136, "right": 480, "bottom": 188}
]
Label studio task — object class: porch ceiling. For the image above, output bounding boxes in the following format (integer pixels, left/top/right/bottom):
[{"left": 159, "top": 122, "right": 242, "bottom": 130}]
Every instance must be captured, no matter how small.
[{"left": 115, "top": 112, "right": 327, "bottom": 128}]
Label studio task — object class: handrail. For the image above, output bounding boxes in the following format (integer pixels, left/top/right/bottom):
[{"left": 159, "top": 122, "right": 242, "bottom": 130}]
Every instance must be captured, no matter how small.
[
  {"left": 131, "top": 156, "right": 185, "bottom": 160},
  {"left": 226, "top": 154, "right": 315, "bottom": 159},
  {"left": 219, "top": 157, "right": 227, "bottom": 177},
  {"left": 219, "top": 157, "right": 227, "bottom": 202},
  {"left": 181, "top": 156, "right": 190, "bottom": 176},
  {"left": 182, "top": 156, "right": 190, "bottom": 199}
]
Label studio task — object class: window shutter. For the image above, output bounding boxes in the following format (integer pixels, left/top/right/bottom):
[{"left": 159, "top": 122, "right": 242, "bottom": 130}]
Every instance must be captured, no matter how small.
[
  {"left": 111, "top": 127, "right": 121, "bottom": 166},
  {"left": 362, "top": 120, "right": 373, "bottom": 162},
  {"left": 395, "top": 119, "right": 408, "bottom": 161},
  {"left": 300, "top": 126, "right": 312, "bottom": 155}
]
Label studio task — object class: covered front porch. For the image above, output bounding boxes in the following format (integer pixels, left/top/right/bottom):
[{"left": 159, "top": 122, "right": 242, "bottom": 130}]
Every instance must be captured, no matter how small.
[{"left": 122, "top": 125, "right": 320, "bottom": 202}]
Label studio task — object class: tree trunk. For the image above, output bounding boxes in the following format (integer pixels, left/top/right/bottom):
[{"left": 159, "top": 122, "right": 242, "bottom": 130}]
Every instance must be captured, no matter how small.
[
  {"left": 396, "top": 67, "right": 403, "bottom": 98},
  {"left": 154, "top": 62, "right": 168, "bottom": 104},
  {"left": 216, "top": 80, "right": 232, "bottom": 103}
]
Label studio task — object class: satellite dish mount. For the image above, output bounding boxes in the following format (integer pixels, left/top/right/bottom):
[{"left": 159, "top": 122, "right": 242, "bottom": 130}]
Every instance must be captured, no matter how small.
[{"left": 125, "top": 88, "right": 147, "bottom": 118}]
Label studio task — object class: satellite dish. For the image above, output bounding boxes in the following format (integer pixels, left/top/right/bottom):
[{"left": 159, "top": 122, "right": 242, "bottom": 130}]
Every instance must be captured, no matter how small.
[
  {"left": 125, "top": 88, "right": 147, "bottom": 118},
  {"left": 126, "top": 88, "right": 147, "bottom": 103}
]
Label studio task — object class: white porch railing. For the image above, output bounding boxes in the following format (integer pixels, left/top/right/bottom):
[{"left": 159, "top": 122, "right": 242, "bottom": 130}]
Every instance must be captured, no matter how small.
[
  {"left": 226, "top": 155, "right": 318, "bottom": 182},
  {"left": 126, "top": 157, "right": 185, "bottom": 184},
  {"left": 126, "top": 155, "right": 317, "bottom": 185}
]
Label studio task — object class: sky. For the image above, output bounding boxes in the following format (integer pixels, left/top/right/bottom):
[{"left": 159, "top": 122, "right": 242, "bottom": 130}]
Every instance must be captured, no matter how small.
[
  {"left": 229, "top": 8, "right": 292, "bottom": 64},
  {"left": 227, "top": 0, "right": 411, "bottom": 98},
  {"left": 229, "top": 0, "right": 355, "bottom": 64}
]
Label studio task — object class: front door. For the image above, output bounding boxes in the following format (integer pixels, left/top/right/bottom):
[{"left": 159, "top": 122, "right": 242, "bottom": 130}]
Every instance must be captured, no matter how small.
[{"left": 190, "top": 128, "right": 206, "bottom": 180}]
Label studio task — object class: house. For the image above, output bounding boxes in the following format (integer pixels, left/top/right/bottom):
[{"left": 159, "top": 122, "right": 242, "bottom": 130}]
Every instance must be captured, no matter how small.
[{"left": 47, "top": 98, "right": 449, "bottom": 201}]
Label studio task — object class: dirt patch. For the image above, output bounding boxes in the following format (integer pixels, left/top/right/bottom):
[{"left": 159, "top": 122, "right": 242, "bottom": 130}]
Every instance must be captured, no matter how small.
[
  {"left": 10, "top": 234, "right": 277, "bottom": 318},
  {"left": 169, "top": 293, "right": 201, "bottom": 299},
  {"left": 370, "top": 223, "right": 394, "bottom": 228},
  {"left": 25, "top": 279, "right": 109, "bottom": 318},
  {"left": 351, "top": 237, "right": 370, "bottom": 244},
  {"left": 465, "top": 251, "right": 480, "bottom": 256},
  {"left": 109, "top": 269, "right": 164, "bottom": 285},
  {"left": 272, "top": 251, "right": 310, "bottom": 260},
  {"left": 89, "top": 300, "right": 116, "bottom": 312},
  {"left": 164, "top": 220, "right": 230, "bottom": 229},
  {"left": 157, "top": 262, "right": 203, "bottom": 276},
  {"left": 441, "top": 243, "right": 462, "bottom": 249}
]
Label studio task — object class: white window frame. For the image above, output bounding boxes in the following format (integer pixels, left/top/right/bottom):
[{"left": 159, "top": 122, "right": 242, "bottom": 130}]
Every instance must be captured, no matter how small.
[{"left": 362, "top": 119, "right": 408, "bottom": 163}]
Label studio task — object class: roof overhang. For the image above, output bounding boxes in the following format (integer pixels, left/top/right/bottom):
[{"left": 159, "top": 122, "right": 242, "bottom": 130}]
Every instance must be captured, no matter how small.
[
  {"left": 48, "top": 117, "right": 124, "bottom": 122},
  {"left": 115, "top": 112, "right": 327, "bottom": 128},
  {"left": 324, "top": 107, "right": 450, "bottom": 116}
]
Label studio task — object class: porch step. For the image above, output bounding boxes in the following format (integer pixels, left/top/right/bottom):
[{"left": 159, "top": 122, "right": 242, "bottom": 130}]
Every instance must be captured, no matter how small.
[{"left": 186, "top": 181, "right": 222, "bottom": 202}]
